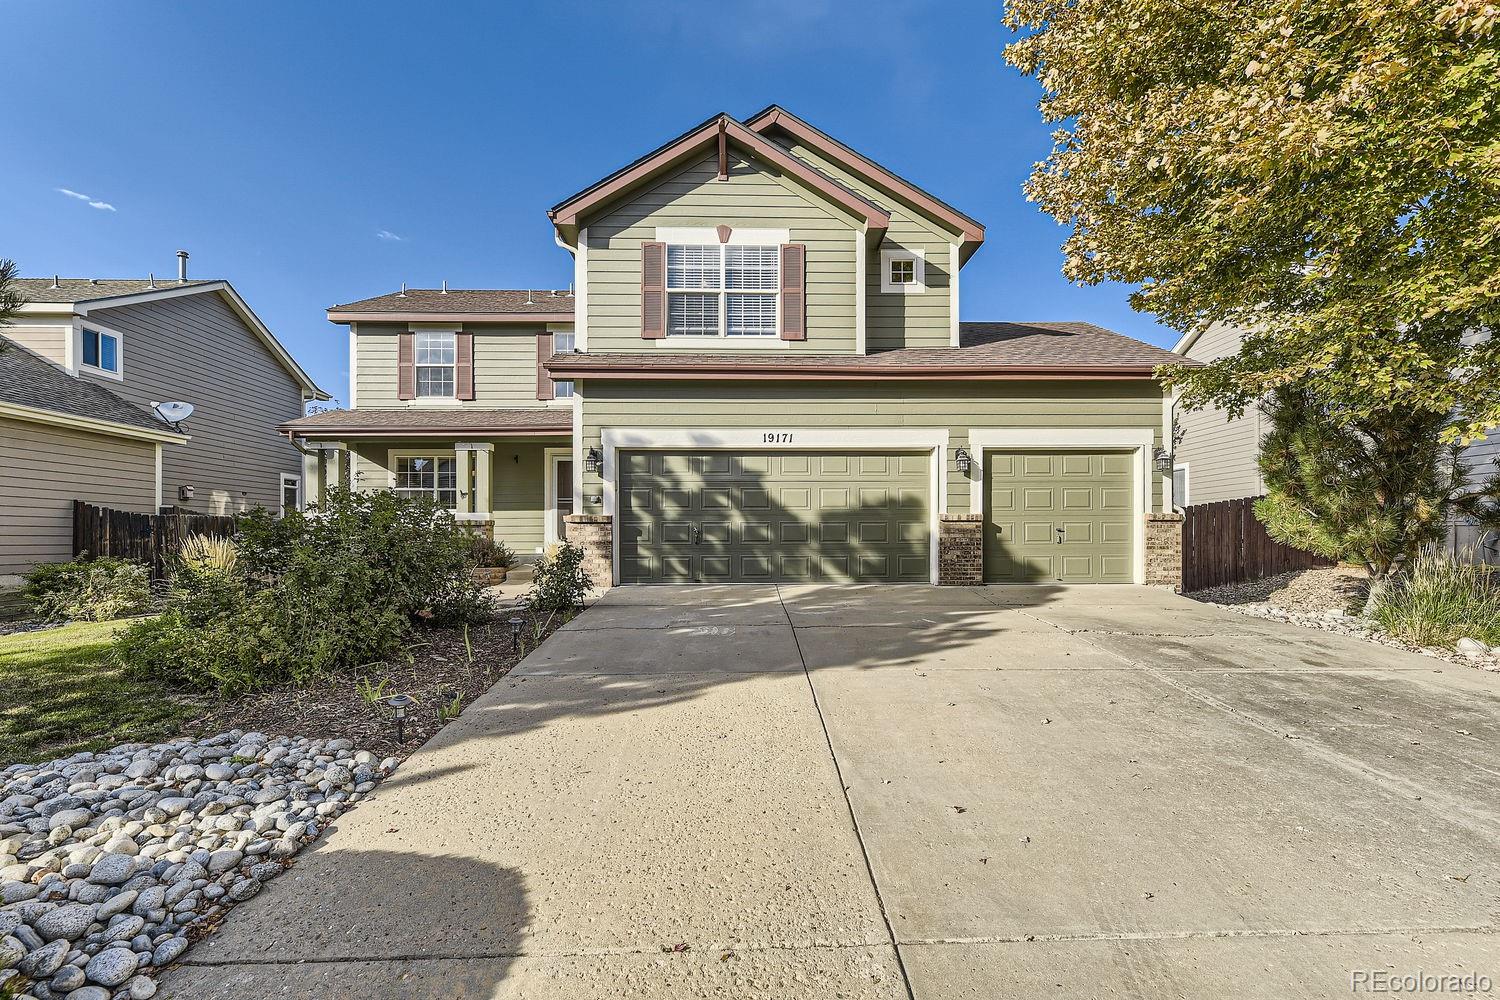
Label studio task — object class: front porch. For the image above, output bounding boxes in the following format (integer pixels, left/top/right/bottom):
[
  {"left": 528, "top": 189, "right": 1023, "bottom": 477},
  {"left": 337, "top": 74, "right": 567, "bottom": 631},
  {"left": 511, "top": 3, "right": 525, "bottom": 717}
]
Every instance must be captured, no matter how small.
[{"left": 282, "top": 408, "right": 574, "bottom": 559}]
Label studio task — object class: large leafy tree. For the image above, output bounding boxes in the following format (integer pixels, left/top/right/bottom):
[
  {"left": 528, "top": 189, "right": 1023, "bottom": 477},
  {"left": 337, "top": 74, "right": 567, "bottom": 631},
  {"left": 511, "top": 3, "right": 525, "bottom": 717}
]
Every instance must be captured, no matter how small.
[{"left": 1004, "top": 0, "right": 1500, "bottom": 442}]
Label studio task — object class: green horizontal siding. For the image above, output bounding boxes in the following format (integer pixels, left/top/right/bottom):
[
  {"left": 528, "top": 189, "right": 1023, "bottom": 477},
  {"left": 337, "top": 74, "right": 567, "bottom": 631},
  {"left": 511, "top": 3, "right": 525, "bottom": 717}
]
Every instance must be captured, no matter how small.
[
  {"left": 578, "top": 379, "right": 1165, "bottom": 516},
  {"left": 356, "top": 323, "right": 569, "bottom": 409},
  {"left": 780, "top": 140, "right": 958, "bottom": 352},
  {"left": 585, "top": 153, "right": 860, "bottom": 353}
]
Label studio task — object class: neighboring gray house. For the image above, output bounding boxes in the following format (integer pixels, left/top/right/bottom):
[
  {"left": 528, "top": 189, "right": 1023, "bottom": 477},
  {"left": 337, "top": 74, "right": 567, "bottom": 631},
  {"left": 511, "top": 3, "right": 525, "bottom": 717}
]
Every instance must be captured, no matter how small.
[
  {"left": 1172, "top": 323, "right": 1499, "bottom": 561},
  {"left": 6, "top": 261, "right": 328, "bottom": 532},
  {"left": 1170, "top": 322, "right": 1267, "bottom": 506},
  {"left": 0, "top": 339, "right": 187, "bottom": 582}
]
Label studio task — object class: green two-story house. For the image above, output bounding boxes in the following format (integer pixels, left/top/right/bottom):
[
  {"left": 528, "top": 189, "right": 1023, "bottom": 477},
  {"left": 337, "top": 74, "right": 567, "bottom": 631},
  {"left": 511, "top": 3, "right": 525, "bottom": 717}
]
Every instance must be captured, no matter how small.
[{"left": 283, "top": 107, "right": 1185, "bottom": 588}]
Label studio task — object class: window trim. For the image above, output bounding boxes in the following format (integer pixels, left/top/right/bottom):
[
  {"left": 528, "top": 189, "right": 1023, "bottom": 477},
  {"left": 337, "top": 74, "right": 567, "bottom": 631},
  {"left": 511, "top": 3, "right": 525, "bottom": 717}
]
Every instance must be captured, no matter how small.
[
  {"left": 880, "top": 248, "right": 927, "bottom": 294},
  {"left": 1172, "top": 463, "right": 1190, "bottom": 509},
  {"left": 77, "top": 323, "right": 125, "bottom": 381},
  {"left": 663, "top": 243, "right": 781, "bottom": 339},
  {"left": 387, "top": 449, "right": 462, "bottom": 511},
  {"left": 551, "top": 330, "right": 576, "bottom": 402},
  {"left": 412, "top": 329, "right": 458, "bottom": 399},
  {"left": 279, "top": 472, "right": 302, "bottom": 516}
]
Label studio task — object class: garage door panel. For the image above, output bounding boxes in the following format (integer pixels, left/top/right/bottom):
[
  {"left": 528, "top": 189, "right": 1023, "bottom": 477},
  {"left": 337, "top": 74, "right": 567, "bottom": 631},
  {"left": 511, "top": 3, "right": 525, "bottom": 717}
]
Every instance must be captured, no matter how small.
[
  {"left": 619, "top": 449, "right": 930, "bottom": 583},
  {"left": 987, "top": 449, "right": 1135, "bottom": 584}
]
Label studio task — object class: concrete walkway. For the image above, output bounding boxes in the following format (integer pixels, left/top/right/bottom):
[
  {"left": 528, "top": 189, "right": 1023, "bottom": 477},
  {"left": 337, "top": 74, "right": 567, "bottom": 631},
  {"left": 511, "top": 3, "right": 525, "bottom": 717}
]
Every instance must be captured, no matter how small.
[{"left": 164, "top": 586, "right": 1500, "bottom": 998}]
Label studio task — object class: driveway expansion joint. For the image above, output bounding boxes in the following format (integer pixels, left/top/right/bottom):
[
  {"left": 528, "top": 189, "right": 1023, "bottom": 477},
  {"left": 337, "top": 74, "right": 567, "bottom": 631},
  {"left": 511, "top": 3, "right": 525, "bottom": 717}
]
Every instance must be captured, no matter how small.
[{"left": 896, "top": 924, "right": 1500, "bottom": 947}]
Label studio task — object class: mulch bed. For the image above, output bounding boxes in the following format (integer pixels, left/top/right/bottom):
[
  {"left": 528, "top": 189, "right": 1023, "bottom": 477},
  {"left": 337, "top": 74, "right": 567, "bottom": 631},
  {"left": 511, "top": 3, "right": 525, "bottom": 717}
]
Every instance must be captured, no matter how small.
[{"left": 181, "top": 610, "right": 570, "bottom": 761}]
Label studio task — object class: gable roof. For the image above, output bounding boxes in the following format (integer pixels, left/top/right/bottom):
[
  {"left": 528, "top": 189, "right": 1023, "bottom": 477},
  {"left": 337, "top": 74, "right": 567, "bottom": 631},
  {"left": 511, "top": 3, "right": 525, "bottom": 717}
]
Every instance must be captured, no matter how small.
[
  {"left": 327, "top": 289, "right": 575, "bottom": 324},
  {"left": 0, "top": 337, "right": 187, "bottom": 443},
  {"left": 745, "top": 105, "right": 985, "bottom": 257},
  {"left": 13, "top": 278, "right": 329, "bottom": 400},
  {"left": 545, "top": 322, "right": 1194, "bottom": 381},
  {"left": 547, "top": 112, "right": 890, "bottom": 241}
]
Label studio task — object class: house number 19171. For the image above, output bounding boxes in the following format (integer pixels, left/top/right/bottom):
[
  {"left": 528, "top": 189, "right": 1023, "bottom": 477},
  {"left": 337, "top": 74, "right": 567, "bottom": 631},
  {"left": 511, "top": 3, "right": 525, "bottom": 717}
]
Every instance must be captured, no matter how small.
[{"left": 763, "top": 432, "right": 794, "bottom": 444}]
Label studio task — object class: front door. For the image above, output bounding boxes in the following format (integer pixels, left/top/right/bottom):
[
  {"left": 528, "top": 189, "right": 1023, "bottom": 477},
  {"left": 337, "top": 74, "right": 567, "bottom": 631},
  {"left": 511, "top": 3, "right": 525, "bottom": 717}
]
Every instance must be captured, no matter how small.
[{"left": 555, "top": 458, "right": 574, "bottom": 541}]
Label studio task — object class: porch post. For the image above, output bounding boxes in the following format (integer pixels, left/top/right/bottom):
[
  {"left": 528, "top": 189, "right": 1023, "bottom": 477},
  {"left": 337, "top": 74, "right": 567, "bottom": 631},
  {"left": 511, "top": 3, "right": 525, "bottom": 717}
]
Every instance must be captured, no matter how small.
[
  {"left": 471, "top": 444, "right": 493, "bottom": 516},
  {"left": 323, "top": 442, "right": 347, "bottom": 494},
  {"left": 302, "top": 446, "right": 322, "bottom": 507}
]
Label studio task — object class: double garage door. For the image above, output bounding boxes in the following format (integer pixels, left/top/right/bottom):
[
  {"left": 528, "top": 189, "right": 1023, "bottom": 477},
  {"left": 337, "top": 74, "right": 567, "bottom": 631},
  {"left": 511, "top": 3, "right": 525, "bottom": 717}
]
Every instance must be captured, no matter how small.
[
  {"left": 615, "top": 447, "right": 1136, "bottom": 585},
  {"left": 618, "top": 450, "right": 929, "bottom": 583}
]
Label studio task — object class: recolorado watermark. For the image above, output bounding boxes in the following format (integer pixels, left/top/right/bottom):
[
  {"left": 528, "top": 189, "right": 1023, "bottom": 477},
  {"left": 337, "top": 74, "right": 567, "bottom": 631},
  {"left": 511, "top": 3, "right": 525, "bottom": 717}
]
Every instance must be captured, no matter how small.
[{"left": 1352, "top": 971, "right": 1493, "bottom": 994}]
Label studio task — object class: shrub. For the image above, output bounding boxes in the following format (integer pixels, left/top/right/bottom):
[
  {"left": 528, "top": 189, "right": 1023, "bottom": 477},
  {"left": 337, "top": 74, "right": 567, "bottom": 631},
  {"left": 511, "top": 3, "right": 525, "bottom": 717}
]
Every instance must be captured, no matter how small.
[
  {"left": 23, "top": 557, "right": 153, "bottom": 622},
  {"left": 468, "top": 531, "right": 515, "bottom": 569},
  {"left": 178, "top": 533, "right": 238, "bottom": 576},
  {"left": 1369, "top": 549, "right": 1500, "bottom": 649},
  {"left": 115, "top": 488, "right": 492, "bottom": 693},
  {"left": 528, "top": 542, "right": 592, "bottom": 614}
]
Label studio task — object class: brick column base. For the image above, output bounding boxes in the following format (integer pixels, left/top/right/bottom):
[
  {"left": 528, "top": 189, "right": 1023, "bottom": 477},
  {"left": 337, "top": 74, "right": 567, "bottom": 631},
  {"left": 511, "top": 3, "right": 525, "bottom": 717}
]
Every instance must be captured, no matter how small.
[
  {"left": 564, "top": 514, "right": 614, "bottom": 590},
  {"left": 938, "top": 513, "right": 984, "bottom": 585},
  {"left": 1144, "top": 512, "right": 1184, "bottom": 590}
]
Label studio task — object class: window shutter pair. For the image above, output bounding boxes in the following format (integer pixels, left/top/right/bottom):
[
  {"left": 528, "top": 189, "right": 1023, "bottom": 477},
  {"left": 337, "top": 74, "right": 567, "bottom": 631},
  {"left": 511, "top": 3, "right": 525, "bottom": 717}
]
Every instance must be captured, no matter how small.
[
  {"left": 536, "top": 332, "right": 555, "bottom": 401},
  {"left": 638, "top": 241, "right": 807, "bottom": 340},
  {"left": 397, "top": 331, "right": 474, "bottom": 400}
]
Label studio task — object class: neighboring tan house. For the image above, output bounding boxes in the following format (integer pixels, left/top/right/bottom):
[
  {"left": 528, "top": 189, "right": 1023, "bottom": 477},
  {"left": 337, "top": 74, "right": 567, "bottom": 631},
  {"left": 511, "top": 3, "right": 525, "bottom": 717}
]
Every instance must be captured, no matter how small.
[
  {"left": 0, "top": 338, "right": 187, "bottom": 583},
  {"left": 7, "top": 261, "right": 329, "bottom": 527},
  {"left": 285, "top": 106, "right": 1187, "bottom": 586}
]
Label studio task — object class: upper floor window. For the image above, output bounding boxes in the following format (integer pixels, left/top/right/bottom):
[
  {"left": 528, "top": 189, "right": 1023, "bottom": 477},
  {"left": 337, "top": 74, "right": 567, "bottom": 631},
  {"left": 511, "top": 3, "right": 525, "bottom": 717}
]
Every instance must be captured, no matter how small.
[
  {"left": 667, "top": 244, "right": 778, "bottom": 337},
  {"left": 81, "top": 327, "right": 121, "bottom": 377},
  {"left": 552, "top": 331, "right": 575, "bottom": 398},
  {"left": 881, "top": 249, "right": 926, "bottom": 294},
  {"left": 415, "top": 331, "right": 456, "bottom": 397}
]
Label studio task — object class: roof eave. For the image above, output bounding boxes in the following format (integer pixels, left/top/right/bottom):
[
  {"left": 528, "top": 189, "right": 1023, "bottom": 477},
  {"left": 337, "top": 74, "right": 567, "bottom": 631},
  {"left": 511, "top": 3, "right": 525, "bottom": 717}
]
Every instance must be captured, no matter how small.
[
  {"left": 281, "top": 424, "right": 571, "bottom": 438},
  {"left": 0, "top": 400, "right": 189, "bottom": 444},
  {"left": 327, "top": 310, "right": 575, "bottom": 325},
  {"left": 547, "top": 114, "right": 890, "bottom": 236},
  {"left": 543, "top": 362, "right": 1173, "bottom": 381}
]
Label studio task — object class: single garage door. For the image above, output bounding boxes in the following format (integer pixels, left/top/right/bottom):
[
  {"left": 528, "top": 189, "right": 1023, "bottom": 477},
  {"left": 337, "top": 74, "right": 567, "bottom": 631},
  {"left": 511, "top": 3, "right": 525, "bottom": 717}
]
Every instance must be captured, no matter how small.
[
  {"left": 619, "top": 450, "right": 930, "bottom": 583},
  {"left": 985, "top": 450, "right": 1134, "bottom": 583}
]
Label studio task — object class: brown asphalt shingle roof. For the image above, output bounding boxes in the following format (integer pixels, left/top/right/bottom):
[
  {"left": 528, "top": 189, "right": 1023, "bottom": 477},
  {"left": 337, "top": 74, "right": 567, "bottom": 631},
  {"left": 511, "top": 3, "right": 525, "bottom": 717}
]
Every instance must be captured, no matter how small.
[
  {"left": 0, "top": 337, "right": 185, "bottom": 436},
  {"left": 13, "top": 278, "right": 219, "bottom": 304},
  {"left": 329, "top": 289, "right": 575, "bottom": 316},
  {"left": 545, "top": 322, "right": 1191, "bottom": 376},
  {"left": 280, "top": 407, "right": 572, "bottom": 436}
]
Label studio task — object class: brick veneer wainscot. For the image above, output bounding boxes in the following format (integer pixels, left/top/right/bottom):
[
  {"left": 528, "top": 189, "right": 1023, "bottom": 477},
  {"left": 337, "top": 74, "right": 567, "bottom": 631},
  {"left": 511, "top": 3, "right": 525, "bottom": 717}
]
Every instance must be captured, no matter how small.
[
  {"left": 1144, "top": 512, "right": 1184, "bottom": 589},
  {"left": 564, "top": 514, "right": 614, "bottom": 590},
  {"left": 938, "top": 513, "right": 984, "bottom": 586}
]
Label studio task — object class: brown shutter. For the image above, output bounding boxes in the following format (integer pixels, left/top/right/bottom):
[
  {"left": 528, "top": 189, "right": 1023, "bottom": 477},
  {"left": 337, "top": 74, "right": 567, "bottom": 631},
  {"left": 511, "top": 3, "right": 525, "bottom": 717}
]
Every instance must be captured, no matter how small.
[
  {"left": 641, "top": 241, "right": 666, "bottom": 339},
  {"left": 780, "top": 243, "right": 806, "bottom": 341},
  {"left": 397, "top": 331, "right": 416, "bottom": 399},
  {"left": 455, "top": 331, "right": 474, "bottom": 400},
  {"left": 536, "top": 331, "right": 555, "bottom": 401}
]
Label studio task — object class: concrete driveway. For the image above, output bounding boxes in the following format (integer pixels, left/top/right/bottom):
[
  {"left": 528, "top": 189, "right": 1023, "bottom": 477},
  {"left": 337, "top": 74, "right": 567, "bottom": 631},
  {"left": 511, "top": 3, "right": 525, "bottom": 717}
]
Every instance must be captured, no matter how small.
[{"left": 166, "top": 586, "right": 1500, "bottom": 999}]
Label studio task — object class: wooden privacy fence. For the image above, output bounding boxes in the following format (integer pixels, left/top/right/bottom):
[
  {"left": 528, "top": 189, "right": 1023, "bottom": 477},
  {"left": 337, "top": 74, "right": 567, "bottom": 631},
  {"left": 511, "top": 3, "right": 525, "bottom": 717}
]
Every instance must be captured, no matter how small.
[
  {"left": 72, "top": 500, "right": 238, "bottom": 578},
  {"left": 1180, "top": 496, "right": 1333, "bottom": 591}
]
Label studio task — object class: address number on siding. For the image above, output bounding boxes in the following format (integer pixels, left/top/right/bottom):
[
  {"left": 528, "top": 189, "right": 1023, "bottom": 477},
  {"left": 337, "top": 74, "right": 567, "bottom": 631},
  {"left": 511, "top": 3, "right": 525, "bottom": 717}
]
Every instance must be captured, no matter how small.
[{"left": 762, "top": 432, "right": 794, "bottom": 444}]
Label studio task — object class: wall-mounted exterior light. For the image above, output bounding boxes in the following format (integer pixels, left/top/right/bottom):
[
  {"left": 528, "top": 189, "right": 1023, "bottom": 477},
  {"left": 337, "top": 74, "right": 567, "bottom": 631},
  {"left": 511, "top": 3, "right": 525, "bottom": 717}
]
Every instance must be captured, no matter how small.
[
  {"left": 1153, "top": 446, "right": 1173, "bottom": 474},
  {"left": 584, "top": 447, "right": 603, "bottom": 474},
  {"left": 954, "top": 447, "right": 972, "bottom": 475}
]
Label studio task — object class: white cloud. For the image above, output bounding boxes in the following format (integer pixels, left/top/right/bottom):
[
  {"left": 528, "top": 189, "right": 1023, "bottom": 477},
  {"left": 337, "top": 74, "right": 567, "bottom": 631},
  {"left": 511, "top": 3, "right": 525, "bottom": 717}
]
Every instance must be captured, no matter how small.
[
  {"left": 376, "top": 229, "right": 404, "bottom": 242},
  {"left": 56, "top": 187, "right": 117, "bottom": 211}
]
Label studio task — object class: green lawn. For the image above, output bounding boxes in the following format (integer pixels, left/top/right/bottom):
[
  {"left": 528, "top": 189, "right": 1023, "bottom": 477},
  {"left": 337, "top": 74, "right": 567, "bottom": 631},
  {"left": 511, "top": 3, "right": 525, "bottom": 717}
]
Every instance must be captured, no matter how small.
[{"left": 0, "top": 620, "right": 202, "bottom": 764}]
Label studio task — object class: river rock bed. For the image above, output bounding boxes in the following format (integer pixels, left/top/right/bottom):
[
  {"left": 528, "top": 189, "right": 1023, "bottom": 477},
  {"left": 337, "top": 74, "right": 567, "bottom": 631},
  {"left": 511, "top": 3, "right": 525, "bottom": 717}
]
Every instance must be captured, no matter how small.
[{"left": 0, "top": 731, "right": 395, "bottom": 999}]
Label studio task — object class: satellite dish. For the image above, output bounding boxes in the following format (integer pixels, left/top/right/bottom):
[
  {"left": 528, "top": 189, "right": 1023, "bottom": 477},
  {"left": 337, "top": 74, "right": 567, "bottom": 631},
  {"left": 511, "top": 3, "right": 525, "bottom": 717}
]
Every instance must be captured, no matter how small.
[{"left": 153, "top": 401, "right": 195, "bottom": 425}]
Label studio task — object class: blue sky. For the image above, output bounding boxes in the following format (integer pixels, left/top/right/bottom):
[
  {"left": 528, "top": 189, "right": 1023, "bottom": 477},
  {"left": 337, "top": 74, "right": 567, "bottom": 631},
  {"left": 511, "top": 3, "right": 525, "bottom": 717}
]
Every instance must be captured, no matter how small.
[{"left": 1, "top": 0, "right": 1174, "bottom": 402}]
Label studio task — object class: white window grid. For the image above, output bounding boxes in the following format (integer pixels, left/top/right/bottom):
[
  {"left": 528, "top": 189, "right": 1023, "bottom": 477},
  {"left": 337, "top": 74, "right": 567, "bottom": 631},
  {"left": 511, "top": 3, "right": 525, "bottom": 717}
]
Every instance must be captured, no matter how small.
[
  {"left": 415, "top": 331, "right": 456, "bottom": 397},
  {"left": 666, "top": 244, "right": 779, "bottom": 337},
  {"left": 395, "top": 456, "right": 458, "bottom": 509},
  {"left": 553, "top": 331, "right": 575, "bottom": 398}
]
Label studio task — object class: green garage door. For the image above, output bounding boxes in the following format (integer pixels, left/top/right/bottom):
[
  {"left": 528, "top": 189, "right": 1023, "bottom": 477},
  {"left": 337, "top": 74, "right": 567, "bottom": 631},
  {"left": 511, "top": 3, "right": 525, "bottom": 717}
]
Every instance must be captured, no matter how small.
[
  {"left": 619, "top": 450, "right": 930, "bottom": 583},
  {"left": 985, "top": 450, "right": 1135, "bottom": 583}
]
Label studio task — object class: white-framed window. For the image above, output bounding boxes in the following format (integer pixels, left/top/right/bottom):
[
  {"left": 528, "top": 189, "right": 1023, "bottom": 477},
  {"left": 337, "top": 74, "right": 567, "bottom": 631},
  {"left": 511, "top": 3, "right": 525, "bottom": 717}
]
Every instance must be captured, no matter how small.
[
  {"left": 415, "top": 331, "right": 456, "bottom": 398},
  {"left": 279, "top": 473, "right": 302, "bottom": 516},
  {"left": 80, "top": 326, "right": 123, "bottom": 378},
  {"left": 667, "top": 244, "right": 779, "bottom": 337},
  {"left": 1172, "top": 464, "right": 1190, "bottom": 508},
  {"left": 553, "top": 331, "right": 575, "bottom": 399},
  {"left": 880, "top": 249, "right": 926, "bottom": 294},
  {"left": 394, "top": 455, "right": 459, "bottom": 509}
]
